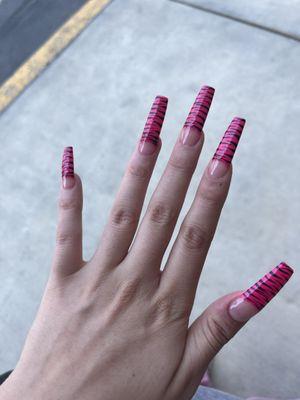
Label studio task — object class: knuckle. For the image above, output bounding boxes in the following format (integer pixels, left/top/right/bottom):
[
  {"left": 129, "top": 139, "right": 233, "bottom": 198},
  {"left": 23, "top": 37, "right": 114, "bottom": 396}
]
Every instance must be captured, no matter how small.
[
  {"left": 113, "top": 277, "right": 141, "bottom": 310},
  {"left": 148, "top": 202, "right": 176, "bottom": 226},
  {"left": 153, "top": 296, "right": 173, "bottom": 318},
  {"left": 59, "top": 198, "right": 81, "bottom": 212},
  {"left": 168, "top": 153, "right": 195, "bottom": 174},
  {"left": 110, "top": 207, "right": 138, "bottom": 228},
  {"left": 56, "top": 230, "right": 80, "bottom": 246},
  {"left": 180, "top": 223, "right": 213, "bottom": 251},
  {"left": 148, "top": 294, "right": 186, "bottom": 328},
  {"left": 127, "top": 163, "right": 151, "bottom": 180},
  {"left": 197, "top": 179, "right": 227, "bottom": 207},
  {"left": 202, "top": 315, "right": 231, "bottom": 353}
]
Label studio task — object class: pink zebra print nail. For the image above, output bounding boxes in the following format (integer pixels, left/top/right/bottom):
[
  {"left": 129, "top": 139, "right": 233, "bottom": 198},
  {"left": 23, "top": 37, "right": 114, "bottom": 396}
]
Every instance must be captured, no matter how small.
[
  {"left": 229, "top": 262, "right": 294, "bottom": 322},
  {"left": 213, "top": 117, "right": 246, "bottom": 164},
  {"left": 62, "top": 146, "right": 75, "bottom": 189},
  {"left": 184, "top": 85, "right": 215, "bottom": 131},
  {"left": 139, "top": 95, "right": 168, "bottom": 155},
  {"left": 242, "top": 262, "right": 294, "bottom": 310},
  {"left": 209, "top": 117, "right": 246, "bottom": 177},
  {"left": 181, "top": 85, "right": 215, "bottom": 146}
]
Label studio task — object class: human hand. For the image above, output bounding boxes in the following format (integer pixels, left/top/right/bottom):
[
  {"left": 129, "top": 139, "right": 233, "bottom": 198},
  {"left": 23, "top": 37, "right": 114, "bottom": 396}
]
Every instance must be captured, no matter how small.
[{"left": 0, "top": 86, "right": 293, "bottom": 400}]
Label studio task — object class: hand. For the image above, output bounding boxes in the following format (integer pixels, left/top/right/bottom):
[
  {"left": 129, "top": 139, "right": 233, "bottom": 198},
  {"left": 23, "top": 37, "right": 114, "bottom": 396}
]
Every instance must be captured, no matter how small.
[{"left": 0, "top": 87, "right": 293, "bottom": 400}]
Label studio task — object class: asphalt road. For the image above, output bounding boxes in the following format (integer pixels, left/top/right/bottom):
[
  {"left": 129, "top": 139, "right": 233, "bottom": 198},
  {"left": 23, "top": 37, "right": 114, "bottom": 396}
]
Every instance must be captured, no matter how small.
[{"left": 0, "top": 0, "right": 87, "bottom": 84}]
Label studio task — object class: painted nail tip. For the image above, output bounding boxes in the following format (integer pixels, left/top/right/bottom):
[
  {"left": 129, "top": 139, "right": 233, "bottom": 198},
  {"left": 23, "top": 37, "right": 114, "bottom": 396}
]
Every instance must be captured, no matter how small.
[
  {"left": 183, "top": 85, "right": 215, "bottom": 132},
  {"left": 201, "top": 85, "right": 215, "bottom": 92},
  {"left": 139, "top": 96, "right": 168, "bottom": 153},
  {"left": 279, "top": 261, "right": 294, "bottom": 274},
  {"left": 212, "top": 117, "right": 246, "bottom": 163},
  {"left": 229, "top": 262, "right": 294, "bottom": 322},
  {"left": 232, "top": 117, "right": 246, "bottom": 126},
  {"left": 62, "top": 146, "right": 74, "bottom": 179},
  {"left": 233, "top": 116, "right": 246, "bottom": 121},
  {"left": 62, "top": 146, "right": 74, "bottom": 154},
  {"left": 155, "top": 95, "right": 168, "bottom": 102},
  {"left": 242, "top": 262, "right": 294, "bottom": 311}
]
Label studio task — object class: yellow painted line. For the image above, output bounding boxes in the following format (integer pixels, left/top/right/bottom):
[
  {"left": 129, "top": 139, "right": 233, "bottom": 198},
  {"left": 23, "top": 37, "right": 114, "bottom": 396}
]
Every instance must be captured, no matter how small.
[{"left": 0, "top": 0, "right": 111, "bottom": 113}]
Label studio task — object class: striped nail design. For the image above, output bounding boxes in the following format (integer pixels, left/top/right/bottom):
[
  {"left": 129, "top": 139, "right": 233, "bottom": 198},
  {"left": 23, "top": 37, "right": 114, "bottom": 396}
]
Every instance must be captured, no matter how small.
[
  {"left": 229, "top": 262, "right": 294, "bottom": 322},
  {"left": 213, "top": 117, "right": 246, "bottom": 163},
  {"left": 140, "top": 96, "right": 168, "bottom": 146},
  {"left": 183, "top": 85, "right": 215, "bottom": 132},
  {"left": 62, "top": 146, "right": 74, "bottom": 178},
  {"left": 243, "top": 262, "right": 294, "bottom": 311}
]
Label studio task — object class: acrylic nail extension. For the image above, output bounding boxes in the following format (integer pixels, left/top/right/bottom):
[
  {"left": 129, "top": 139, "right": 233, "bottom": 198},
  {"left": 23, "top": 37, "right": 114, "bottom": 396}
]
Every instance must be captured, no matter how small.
[
  {"left": 209, "top": 117, "right": 246, "bottom": 178},
  {"left": 62, "top": 146, "right": 75, "bottom": 189},
  {"left": 139, "top": 96, "right": 168, "bottom": 155},
  {"left": 229, "top": 262, "right": 294, "bottom": 322},
  {"left": 213, "top": 117, "right": 245, "bottom": 163},
  {"left": 181, "top": 85, "right": 215, "bottom": 146}
]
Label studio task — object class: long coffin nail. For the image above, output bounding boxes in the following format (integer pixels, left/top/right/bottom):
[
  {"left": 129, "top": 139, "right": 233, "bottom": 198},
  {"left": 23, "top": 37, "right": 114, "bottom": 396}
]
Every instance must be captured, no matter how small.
[
  {"left": 139, "top": 96, "right": 168, "bottom": 155},
  {"left": 209, "top": 117, "right": 246, "bottom": 178},
  {"left": 229, "top": 262, "right": 294, "bottom": 322},
  {"left": 181, "top": 85, "right": 215, "bottom": 146},
  {"left": 62, "top": 146, "right": 75, "bottom": 189}
]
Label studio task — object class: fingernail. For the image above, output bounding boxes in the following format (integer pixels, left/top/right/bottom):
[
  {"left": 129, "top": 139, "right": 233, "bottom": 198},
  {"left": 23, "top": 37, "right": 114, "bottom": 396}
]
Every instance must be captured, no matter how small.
[
  {"left": 209, "top": 117, "right": 246, "bottom": 178},
  {"left": 229, "top": 262, "right": 294, "bottom": 322},
  {"left": 139, "top": 95, "right": 168, "bottom": 155},
  {"left": 181, "top": 85, "right": 215, "bottom": 146},
  {"left": 62, "top": 146, "right": 75, "bottom": 189}
]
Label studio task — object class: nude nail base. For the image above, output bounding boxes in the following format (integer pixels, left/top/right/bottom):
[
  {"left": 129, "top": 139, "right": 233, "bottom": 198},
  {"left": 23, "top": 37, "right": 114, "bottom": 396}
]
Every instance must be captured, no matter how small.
[
  {"left": 209, "top": 159, "right": 229, "bottom": 178},
  {"left": 181, "top": 126, "right": 203, "bottom": 146},
  {"left": 63, "top": 176, "right": 75, "bottom": 189},
  {"left": 229, "top": 297, "right": 259, "bottom": 322}
]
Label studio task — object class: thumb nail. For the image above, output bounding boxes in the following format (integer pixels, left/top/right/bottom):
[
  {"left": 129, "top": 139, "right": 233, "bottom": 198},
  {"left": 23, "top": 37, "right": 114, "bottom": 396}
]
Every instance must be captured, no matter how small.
[{"left": 229, "top": 262, "right": 294, "bottom": 322}]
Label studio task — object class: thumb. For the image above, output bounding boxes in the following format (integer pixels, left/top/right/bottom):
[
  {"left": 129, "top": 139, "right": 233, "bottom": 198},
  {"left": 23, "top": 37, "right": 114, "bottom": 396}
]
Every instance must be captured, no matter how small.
[{"left": 170, "top": 262, "right": 293, "bottom": 400}]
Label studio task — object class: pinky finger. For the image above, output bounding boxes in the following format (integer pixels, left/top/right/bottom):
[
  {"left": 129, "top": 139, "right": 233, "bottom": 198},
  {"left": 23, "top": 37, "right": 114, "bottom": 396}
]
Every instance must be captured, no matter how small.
[{"left": 53, "top": 147, "right": 84, "bottom": 276}]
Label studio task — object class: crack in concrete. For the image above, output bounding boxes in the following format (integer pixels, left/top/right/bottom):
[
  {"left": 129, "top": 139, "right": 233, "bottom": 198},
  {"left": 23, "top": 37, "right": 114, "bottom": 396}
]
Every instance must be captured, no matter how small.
[{"left": 170, "top": 0, "right": 300, "bottom": 43}]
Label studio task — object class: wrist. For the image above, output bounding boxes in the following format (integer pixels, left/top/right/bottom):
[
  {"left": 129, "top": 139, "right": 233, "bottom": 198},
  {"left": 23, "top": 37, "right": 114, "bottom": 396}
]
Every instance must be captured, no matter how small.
[{"left": 0, "top": 368, "right": 42, "bottom": 400}]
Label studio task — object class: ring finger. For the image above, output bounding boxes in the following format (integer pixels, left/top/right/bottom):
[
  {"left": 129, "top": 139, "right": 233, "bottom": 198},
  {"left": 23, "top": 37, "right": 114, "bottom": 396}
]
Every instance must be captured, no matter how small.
[{"left": 161, "top": 117, "right": 246, "bottom": 308}]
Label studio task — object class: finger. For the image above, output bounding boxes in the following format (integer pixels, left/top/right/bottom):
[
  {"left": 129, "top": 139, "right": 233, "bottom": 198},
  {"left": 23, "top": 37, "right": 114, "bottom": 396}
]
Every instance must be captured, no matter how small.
[
  {"left": 167, "top": 263, "right": 294, "bottom": 400},
  {"left": 93, "top": 96, "right": 168, "bottom": 267},
  {"left": 161, "top": 118, "right": 245, "bottom": 306},
  {"left": 129, "top": 86, "right": 215, "bottom": 272},
  {"left": 53, "top": 147, "right": 83, "bottom": 276}
]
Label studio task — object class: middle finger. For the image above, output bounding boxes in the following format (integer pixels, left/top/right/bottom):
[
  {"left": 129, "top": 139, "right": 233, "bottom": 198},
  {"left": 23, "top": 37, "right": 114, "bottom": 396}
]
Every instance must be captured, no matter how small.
[{"left": 129, "top": 85, "right": 215, "bottom": 272}]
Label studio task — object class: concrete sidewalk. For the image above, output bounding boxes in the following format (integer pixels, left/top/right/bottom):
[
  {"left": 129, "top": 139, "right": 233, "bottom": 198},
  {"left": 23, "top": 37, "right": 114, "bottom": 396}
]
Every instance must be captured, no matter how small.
[{"left": 0, "top": 0, "right": 300, "bottom": 397}]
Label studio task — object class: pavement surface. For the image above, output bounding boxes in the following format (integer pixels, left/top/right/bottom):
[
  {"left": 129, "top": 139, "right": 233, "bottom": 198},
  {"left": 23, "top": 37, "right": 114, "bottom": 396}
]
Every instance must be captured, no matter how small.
[
  {"left": 0, "top": 0, "right": 300, "bottom": 397},
  {"left": 175, "top": 0, "right": 300, "bottom": 39}
]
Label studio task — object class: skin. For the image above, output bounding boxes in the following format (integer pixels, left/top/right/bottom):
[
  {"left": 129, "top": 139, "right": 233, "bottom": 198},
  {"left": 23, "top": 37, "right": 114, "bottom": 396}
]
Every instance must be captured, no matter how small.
[{"left": 0, "top": 125, "right": 247, "bottom": 400}]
